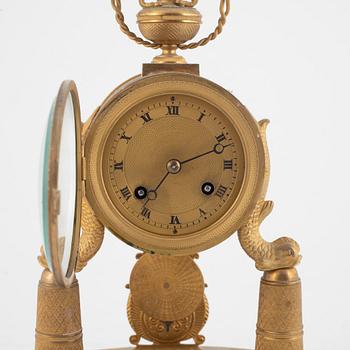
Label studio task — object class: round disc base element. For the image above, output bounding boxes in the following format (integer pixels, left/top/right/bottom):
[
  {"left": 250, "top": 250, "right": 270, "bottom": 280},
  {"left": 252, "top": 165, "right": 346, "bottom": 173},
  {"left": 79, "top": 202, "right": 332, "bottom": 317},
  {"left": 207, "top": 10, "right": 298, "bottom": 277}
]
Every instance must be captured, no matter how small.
[
  {"left": 129, "top": 254, "right": 205, "bottom": 321},
  {"left": 128, "top": 294, "right": 209, "bottom": 345}
]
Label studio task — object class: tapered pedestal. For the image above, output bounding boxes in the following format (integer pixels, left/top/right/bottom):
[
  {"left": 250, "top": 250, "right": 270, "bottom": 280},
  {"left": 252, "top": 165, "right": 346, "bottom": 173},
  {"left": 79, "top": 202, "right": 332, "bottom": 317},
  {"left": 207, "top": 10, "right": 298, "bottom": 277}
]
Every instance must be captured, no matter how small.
[
  {"left": 35, "top": 269, "right": 83, "bottom": 350},
  {"left": 255, "top": 268, "right": 303, "bottom": 350}
]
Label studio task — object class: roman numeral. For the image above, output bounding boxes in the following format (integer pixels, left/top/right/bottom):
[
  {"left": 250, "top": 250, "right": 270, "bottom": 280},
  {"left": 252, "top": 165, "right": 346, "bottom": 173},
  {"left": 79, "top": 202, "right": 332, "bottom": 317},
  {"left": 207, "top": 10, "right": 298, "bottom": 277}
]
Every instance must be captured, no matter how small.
[
  {"left": 216, "top": 133, "right": 226, "bottom": 143},
  {"left": 167, "top": 106, "right": 180, "bottom": 116},
  {"left": 113, "top": 161, "right": 124, "bottom": 171},
  {"left": 170, "top": 215, "right": 180, "bottom": 225},
  {"left": 141, "top": 207, "right": 151, "bottom": 219},
  {"left": 216, "top": 185, "right": 228, "bottom": 198},
  {"left": 140, "top": 112, "right": 152, "bottom": 123},
  {"left": 120, "top": 131, "right": 132, "bottom": 143},
  {"left": 199, "top": 208, "right": 206, "bottom": 217},
  {"left": 198, "top": 112, "right": 205, "bottom": 122},
  {"left": 224, "top": 160, "right": 233, "bottom": 170},
  {"left": 120, "top": 186, "right": 131, "bottom": 200}
]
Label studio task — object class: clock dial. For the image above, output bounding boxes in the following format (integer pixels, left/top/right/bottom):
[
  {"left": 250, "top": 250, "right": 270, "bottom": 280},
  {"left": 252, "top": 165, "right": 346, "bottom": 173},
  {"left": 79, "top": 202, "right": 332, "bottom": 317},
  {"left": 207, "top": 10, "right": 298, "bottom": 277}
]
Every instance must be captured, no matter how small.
[
  {"left": 85, "top": 73, "right": 266, "bottom": 255},
  {"left": 102, "top": 94, "right": 245, "bottom": 236}
]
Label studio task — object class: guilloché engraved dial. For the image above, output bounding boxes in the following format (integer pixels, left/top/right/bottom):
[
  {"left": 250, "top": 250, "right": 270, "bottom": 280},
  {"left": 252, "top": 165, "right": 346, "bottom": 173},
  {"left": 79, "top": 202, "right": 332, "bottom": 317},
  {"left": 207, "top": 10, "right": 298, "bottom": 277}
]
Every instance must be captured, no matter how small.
[
  {"left": 103, "top": 94, "right": 245, "bottom": 236},
  {"left": 85, "top": 73, "right": 266, "bottom": 254}
]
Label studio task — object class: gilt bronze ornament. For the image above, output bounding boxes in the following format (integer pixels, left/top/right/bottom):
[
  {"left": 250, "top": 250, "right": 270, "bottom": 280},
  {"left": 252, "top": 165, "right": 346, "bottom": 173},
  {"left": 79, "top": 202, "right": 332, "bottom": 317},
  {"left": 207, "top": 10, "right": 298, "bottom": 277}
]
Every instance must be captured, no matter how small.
[{"left": 36, "top": 1, "right": 303, "bottom": 350}]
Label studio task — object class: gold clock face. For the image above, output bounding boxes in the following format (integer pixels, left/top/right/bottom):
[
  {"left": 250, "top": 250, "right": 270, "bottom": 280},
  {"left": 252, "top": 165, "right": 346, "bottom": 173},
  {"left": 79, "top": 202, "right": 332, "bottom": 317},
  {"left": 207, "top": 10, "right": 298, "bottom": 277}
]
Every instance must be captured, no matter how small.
[
  {"left": 85, "top": 73, "right": 266, "bottom": 255},
  {"left": 103, "top": 93, "right": 245, "bottom": 236}
]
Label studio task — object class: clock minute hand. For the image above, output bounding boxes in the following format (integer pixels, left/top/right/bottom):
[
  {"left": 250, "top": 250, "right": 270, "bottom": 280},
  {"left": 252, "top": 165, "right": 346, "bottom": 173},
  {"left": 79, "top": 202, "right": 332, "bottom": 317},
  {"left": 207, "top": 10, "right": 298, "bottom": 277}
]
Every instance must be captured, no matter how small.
[
  {"left": 143, "top": 142, "right": 233, "bottom": 205},
  {"left": 181, "top": 143, "right": 233, "bottom": 165},
  {"left": 180, "top": 149, "right": 214, "bottom": 165}
]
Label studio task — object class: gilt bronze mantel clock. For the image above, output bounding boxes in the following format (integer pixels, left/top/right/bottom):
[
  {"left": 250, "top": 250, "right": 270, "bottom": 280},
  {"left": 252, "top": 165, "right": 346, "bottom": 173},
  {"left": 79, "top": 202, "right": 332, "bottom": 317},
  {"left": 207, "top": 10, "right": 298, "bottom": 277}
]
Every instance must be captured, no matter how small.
[{"left": 36, "top": 1, "right": 303, "bottom": 350}]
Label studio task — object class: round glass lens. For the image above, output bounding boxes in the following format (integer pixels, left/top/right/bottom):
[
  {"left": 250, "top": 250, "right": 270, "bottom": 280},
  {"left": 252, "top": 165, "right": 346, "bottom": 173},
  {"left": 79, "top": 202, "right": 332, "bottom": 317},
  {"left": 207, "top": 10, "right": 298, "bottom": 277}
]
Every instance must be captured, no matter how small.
[
  {"left": 41, "top": 86, "right": 79, "bottom": 285},
  {"left": 57, "top": 92, "right": 77, "bottom": 276}
]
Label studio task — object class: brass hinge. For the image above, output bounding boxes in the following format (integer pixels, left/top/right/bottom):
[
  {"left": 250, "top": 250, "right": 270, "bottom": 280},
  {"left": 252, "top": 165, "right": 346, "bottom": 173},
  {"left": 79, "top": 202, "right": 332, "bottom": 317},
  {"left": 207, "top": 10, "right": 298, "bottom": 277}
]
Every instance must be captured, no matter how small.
[{"left": 82, "top": 156, "right": 87, "bottom": 197}]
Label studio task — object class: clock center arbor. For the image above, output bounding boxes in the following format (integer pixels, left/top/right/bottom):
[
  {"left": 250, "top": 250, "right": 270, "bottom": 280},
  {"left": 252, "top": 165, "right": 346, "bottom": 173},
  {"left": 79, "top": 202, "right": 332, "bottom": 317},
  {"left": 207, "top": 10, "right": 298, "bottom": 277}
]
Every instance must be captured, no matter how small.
[{"left": 36, "top": 1, "right": 303, "bottom": 350}]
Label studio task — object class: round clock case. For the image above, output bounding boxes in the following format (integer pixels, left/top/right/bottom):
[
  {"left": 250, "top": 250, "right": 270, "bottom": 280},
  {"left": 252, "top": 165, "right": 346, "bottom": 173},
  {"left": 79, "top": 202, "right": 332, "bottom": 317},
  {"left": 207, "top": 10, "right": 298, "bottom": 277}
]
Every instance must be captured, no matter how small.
[{"left": 84, "top": 72, "right": 266, "bottom": 255}]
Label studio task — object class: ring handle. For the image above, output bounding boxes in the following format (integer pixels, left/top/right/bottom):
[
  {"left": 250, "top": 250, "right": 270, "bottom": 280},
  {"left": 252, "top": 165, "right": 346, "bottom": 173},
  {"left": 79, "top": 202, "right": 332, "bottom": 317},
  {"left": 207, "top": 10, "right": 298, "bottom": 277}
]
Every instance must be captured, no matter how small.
[
  {"left": 112, "top": 0, "right": 161, "bottom": 49},
  {"left": 111, "top": 0, "right": 231, "bottom": 50},
  {"left": 179, "top": 0, "right": 230, "bottom": 50}
]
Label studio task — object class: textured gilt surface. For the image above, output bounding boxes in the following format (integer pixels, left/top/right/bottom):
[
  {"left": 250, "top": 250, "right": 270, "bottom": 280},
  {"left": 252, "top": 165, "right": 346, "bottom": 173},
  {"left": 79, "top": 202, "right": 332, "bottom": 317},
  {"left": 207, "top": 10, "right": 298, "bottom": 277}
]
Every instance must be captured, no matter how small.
[
  {"left": 130, "top": 255, "right": 205, "bottom": 321},
  {"left": 238, "top": 120, "right": 302, "bottom": 271},
  {"left": 257, "top": 281, "right": 302, "bottom": 332},
  {"left": 35, "top": 270, "right": 83, "bottom": 349},
  {"left": 256, "top": 336, "right": 302, "bottom": 350},
  {"left": 238, "top": 199, "right": 301, "bottom": 271},
  {"left": 76, "top": 196, "right": 105, "bottom": 272},
  {"left": 255, "top": 269, "right": 303, "bottom": 350},
  {"left": 139, "top": 23, "right": 200, "bottom": 45},
  {"left": 36, "top": 340, "right": 83, "bottom": 350},
  {"left": 36, "top": 278, "right": 82, "bottom": 334},
  {"left": 128, "top": 294, "right": 208, "bottom": 344}
]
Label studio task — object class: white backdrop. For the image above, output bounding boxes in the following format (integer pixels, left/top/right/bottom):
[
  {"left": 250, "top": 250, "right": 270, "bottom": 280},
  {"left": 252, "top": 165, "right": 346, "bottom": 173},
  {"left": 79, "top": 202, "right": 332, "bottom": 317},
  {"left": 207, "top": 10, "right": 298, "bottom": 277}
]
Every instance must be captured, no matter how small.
[{"left": 1, "top": 1, "right": 350, "bottom": 349}]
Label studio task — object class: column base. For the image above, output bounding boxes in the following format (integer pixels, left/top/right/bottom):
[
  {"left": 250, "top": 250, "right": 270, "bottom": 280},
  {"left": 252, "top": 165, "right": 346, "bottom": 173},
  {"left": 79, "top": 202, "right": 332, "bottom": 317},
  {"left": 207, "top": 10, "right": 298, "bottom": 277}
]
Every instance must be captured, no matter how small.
[
  {"left": 255, "top": 268, "right": 303, "bottom": 350},
  {"left": 101, "top": 347, "right": 251, "bottom": 350},
  {"left": 35, "top": 269, "right": 83, "bottom": 350}
]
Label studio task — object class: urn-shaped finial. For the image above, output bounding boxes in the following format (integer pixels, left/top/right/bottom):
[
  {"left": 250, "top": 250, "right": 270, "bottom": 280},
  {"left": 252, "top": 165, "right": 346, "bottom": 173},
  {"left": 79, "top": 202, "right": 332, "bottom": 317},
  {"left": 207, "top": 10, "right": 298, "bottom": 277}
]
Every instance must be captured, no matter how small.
[{"left": 137, "top": 0, "right": 202, "bottom": 63}]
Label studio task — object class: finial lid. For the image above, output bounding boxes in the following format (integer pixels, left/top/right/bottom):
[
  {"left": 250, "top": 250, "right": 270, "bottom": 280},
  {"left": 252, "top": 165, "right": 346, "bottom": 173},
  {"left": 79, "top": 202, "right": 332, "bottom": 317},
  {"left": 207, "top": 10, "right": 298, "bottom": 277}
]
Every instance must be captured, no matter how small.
[
  {"left": 139, "top": 0, "right": 199, "bottom": 8},
  {"left": 137, "top": 0, "right": 202, "bottom": 63}
]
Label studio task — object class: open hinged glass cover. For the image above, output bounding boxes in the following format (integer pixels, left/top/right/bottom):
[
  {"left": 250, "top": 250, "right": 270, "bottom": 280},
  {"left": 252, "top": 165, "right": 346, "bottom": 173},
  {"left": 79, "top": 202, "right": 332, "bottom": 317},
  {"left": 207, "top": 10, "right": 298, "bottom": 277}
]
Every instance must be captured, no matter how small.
[{"left": 42, "top": 80, "right": 82, "bottom": 288}]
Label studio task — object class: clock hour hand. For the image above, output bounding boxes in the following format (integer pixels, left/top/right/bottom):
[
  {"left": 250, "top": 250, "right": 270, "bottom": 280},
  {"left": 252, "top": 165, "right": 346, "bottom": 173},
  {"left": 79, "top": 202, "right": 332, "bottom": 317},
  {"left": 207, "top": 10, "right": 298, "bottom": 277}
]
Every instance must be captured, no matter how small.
[
  {"left": 181, "top": 143, "right": 233, "bottom": 165},
  {"left": 154, "top": 171, "right": 171, "bottom": 192},
  {"left": 144, "top": 171, "right": 170, "bottom": 206}
]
